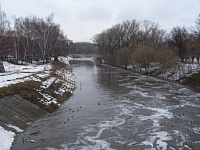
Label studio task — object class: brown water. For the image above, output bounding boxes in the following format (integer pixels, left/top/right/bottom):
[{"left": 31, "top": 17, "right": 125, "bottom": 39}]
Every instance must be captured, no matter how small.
[{"left": 12, "top": 60, "right": 200, "bottom": 150}]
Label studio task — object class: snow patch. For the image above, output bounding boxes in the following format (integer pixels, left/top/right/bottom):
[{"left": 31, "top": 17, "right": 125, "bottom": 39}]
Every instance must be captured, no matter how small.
[
  {"left": 0, "top": 126, "right": 15, "bottom": 150},
  {"left": 58, "top": 56, "right": 73, "bottom": 65},
  {"left": 158, "top": 63, "right": 200, "bottom": 81},
  {"left": 0, "top": 61, "right": 50, "bottom": 88},
  {"left": 132, "top": 62, "right": 200, "bottom": 81},
  {"left": 40, "top": 77, "right": 56, "bottom": 89},
  {"left": 6, "top": 124, "right": 23, "bottom": 133}
]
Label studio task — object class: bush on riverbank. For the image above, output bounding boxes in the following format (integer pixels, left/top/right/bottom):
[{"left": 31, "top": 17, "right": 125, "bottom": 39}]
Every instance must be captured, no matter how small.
[{"left": 99, "top": 53, "right": 200, "bottom": 90}]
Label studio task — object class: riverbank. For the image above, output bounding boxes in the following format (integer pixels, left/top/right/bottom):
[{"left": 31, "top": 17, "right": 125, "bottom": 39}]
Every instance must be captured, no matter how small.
[
  {"left": 133, "top": 62, "right": 200, "bottom": 91},
  {"left": 98, "top": 57, "right": 200, "bottom": 91},
  {"left": 109, "top": 60, "right": 200, "bottom": 91},
  {"left": 0, "top": 56, "right": 75, "bottom": 150}
]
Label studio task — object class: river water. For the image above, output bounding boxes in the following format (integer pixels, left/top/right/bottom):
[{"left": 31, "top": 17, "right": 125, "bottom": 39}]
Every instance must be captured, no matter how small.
[{"left": 12, "top": 60, "right": 200, "bottom": 150}]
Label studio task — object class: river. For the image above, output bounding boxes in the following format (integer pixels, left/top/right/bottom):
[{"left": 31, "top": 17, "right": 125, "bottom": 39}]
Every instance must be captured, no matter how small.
[{"left": 12, "top": 60, "right": 200, "bottom": 150}]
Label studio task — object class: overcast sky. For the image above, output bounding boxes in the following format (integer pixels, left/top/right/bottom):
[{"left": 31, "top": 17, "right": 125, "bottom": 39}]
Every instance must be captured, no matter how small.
[{"left": 0, "top": 0, "right": 200, "bottom": 42}]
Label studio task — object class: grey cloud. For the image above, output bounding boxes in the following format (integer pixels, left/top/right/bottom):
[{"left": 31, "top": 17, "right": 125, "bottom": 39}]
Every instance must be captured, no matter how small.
[
  {"left": 76, "top": 5, "right": 112, "bottom": 22},
  {"left": 1, "top": 0, "right": 200, "bottom": 42}
]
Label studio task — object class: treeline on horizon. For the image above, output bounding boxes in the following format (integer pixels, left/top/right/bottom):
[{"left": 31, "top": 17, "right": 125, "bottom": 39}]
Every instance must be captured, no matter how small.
[
  {"left": 93, "top": 15, "right": 200, "bottom": 70},
  {"left": 69, "top": 42, "right": 98, "bottom": 55},
  {"left": 0, "top": 7, "right": 69, "bottom": 63}
]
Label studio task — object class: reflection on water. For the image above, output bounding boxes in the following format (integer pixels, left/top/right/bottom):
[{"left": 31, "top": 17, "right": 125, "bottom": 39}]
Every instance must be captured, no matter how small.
[{"left": 12, "top": 60, "right": 200, "bottom": 150}]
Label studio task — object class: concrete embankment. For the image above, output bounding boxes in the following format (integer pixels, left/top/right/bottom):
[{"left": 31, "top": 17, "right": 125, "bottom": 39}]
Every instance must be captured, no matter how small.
[
  {"left": 0, "top": 58, "right": 75, "bottom": 150},
  {"left": 0, "top": 95, "right": 47, "bottom": 131}
]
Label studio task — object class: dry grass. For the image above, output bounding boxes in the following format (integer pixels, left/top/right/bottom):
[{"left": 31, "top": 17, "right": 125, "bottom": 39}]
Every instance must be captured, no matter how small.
[{"left": 0, "top": 80, "right": 41, "bottom": 98}]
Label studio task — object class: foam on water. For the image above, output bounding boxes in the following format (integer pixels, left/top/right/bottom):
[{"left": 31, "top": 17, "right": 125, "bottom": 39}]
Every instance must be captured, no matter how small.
[
  {"left": 155, "top": 93, "right": 166, "bottom": 100},
  {"left": 134, "top": 90, "right": 150, "bottom": 97},
  {"left": 115, "top": 104, "right": 134, "bottom": 116},
  {"left": 193, "top": 127, "right": 200, "bottom": 134},
  {"left": 139, "top": 107, "right": 172, "bottom": 127},
  {"left": 142, "top": 131, "right": 172, "bottom": 150},
  {"left": 137, "top": 106, "right": 173, "bottom": 149},
  {"left": 61, "top": 116, "right": 125, "bottom": 150},
  {"left": 172, "top": 130, "right": 189, "bottom": 148},
  {"left": 55, "top": 89, "right": 198, "bottom": 150},
  {"left": 46, "top": 148, "right": 60, "bottom": 150}
]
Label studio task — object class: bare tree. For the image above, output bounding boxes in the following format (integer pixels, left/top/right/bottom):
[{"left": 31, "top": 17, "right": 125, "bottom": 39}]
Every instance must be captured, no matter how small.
[
  {"left": 0, "top": 6, "right": 10, "bottom": 35},
  {"left": 168, "top": 26, "right": 189, "bottom": 61},
  {"left": 139, "top": 20, "right": 166, "bottom": 50},
  {"left": 13, "top": 30, "right": 20, "bottom": 63},
  {"left": 190, "top": 14, "right": 200, "bottom": 63},
  {"left": 0, "top": 6, "right": 10, "bottom": 54},
  {"left": 93, "top": 20, "right": 140, "bottom": 61},
  {"left": 120, "top": 20, "right": 140, "bottom": 50},
  {"left": 193, "top": 14, "right": 200, "bottom": 37},
  {"left": 30, "top": 14, "right": 65, "bottom": 63},
  {"left": 93, "top": 19, "right": 166, "bottom": 65},
  {"left": 69, "top": 42, "right": 98, "bottom": 55},
  {"left": 0, "top": 8, "right": 68, "bottom": 62},
  {"left": 14, "top": 17, "right": 32, "bottom": 59}
]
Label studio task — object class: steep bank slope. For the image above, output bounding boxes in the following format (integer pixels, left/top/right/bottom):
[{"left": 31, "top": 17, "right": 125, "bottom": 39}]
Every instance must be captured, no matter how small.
[
  {"left": 0, "top": 57, "right": 75, "bottom": 150},
  {"left": 180, "top": 71, "right": 200, "bottom": 90},
  {"left": 0, "top": 58, "right": 75, "bottom": 112}
]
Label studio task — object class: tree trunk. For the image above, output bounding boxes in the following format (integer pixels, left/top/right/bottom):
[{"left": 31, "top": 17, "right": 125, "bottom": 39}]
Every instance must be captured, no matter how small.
[{"left": 54, "top": 56, "right": 59, "bottom": 61}]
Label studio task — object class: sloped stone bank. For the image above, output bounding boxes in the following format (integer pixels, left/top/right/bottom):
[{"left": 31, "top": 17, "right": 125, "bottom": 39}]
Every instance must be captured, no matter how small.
[
  {"left": 0, "top": 58, "right": 75, "bottom": 149},
  {"left": 0, "top": 95, "right": 47, "bottom": 131}
]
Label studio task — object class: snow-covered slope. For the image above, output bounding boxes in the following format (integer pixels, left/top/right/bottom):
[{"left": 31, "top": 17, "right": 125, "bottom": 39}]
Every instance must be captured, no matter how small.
[{"left": 0, "top": 57, "right": 75, "bottom": 150}]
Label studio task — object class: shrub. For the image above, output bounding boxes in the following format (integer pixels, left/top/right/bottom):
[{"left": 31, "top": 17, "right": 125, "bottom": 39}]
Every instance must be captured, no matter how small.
[
  {"left": 94, "top": 55, "right": 103, "bottom": 63},
  {"left": 116, "top": 47, "right": 131, "bottom": 69},
  {"left": 132, "top": 44, "right": 155, "bottom": 69},
  {"left": 154, "top": 49, "right": 177, "bottom": 69}
]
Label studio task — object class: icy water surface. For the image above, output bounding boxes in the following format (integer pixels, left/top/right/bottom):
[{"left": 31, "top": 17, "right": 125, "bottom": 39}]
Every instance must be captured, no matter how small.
[{"left": 12, "top": 60, "right": 200, "bottom": 150}]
